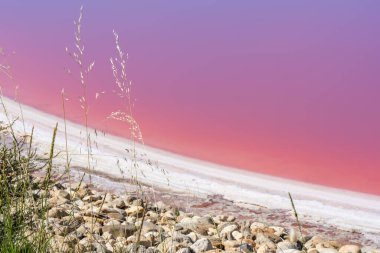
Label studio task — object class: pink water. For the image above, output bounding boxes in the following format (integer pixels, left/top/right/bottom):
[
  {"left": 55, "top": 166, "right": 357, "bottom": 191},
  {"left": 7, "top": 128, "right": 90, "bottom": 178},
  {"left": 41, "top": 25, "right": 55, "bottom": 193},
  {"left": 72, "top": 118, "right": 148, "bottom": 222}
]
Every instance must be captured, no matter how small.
[{"left": 1, "top": 1, "right": 380, "bottom": 195}]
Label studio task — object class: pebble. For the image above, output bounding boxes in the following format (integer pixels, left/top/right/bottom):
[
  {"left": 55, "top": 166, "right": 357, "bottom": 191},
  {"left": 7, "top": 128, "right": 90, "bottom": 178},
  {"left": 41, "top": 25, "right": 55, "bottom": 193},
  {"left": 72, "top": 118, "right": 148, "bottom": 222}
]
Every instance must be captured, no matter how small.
[
  {"left": 22, "top": 174, "right": 376, "bottom": 253},
  {"left": 220, "top": 224, "right": 239, "bottom": 235},
  {"left": 318, "top": 249, "right": 340, "bottom": 253},
  {"left": 102, "top": 224, "right": 136, "bottom": 238},
  {"left": 339, "top": 245, "right": 362, "bottom": 253},
  {"left": 190, "top": 238, "right": 213, "bottom": 253}
]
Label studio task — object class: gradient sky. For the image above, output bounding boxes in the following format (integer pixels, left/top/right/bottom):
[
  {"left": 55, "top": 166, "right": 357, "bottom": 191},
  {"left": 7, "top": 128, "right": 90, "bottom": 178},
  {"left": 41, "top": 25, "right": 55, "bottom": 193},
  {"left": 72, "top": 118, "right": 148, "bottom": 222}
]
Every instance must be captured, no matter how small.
[{"left": 1, "top": 1, "right": 380, "bottom": 195}]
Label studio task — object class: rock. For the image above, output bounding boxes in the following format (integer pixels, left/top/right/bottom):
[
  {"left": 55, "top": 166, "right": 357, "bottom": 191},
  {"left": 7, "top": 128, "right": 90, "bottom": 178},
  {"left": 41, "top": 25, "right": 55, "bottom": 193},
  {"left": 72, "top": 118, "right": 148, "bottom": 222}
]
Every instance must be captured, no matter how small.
[
  {"left": 318, "top": 249, "right": 339, "bottom": 253},
  {"left": 127, "top": 216, "right": 137, "bottom": 223},
  {"left": 223, "top": 240, "right": 240, "bottom": 250},
  {"left": 288, "top": 228, "right": 298, "bottom": 243},
  {"left": 180, "top": 217, "right": 194, "bottom": 224},
  {"left": 232, "top": 231, "right": 243, "bottom": 240},
  {"left": 204, "top": 250, "right": 223, "bottom": 253},
  {"left": 55, "top": 189, "right": 71, "bottom": 200},
  {"left": 317, "top": 241, "right": 342, "bottom": 250},
  {"left": 92, "top": 242, "right": 110, "bottom": 253},
  {"left": 102, "top": 231, "right": 114, "bottom": 240},
  {"left": 209, "top": 238, "right": 223, "bottom": 250},
  {"left": 207, "top": 227, "right": 218, "bottom": 236},
  {"left": 102, "top": 224, "right": 136, "bottom": 238},
  {"left": 126, "top": 206, "right": 144, "bottom": 216},
  {"left": 255, "top": 233, "right": 273, "bottom": 245},
  {"left": 329, "top": 241, "right": 343, "bottom": 249},
  {"left": 164, "top": 210, "right": 177, "bottom": 220},
  {"left": 276, "top": 241, "right": 298, "bottom": 253},
  {"left": 107, "top": 212, "right": 124, "bottom": 220},
  {"left": 48, "top": 196, "right": 69, "bottom": 206},
  {"left": 194, "top": 223, "right": 213, "bottom": 236},
  {"left": 113, "top": 199, "right": 126, "bottom": 209},
  {"left": 154, "top": 201, "right": 168, "bottom": 211},
  {"left": 158, "top": 237, "right": 179, "bottom": 253},
  {"left": 257, "top": 244, "right": 276, "bottom": 253},
  {"left": 132, "top": 198, "right": 144, "bottom": 207},
  {"left": 220, "top": 224, "right": 239, "bottom": 235},
  {"left": 104, "top": 219, "right": 121, "bottom": 226},
  {"left": 147, "top": 247, "right": 161, "bottom": 253},
  {"left": 217, "top": 222, "right": 237, "bottom": 232},
  {"left": 227, "top": 215, "right": 236, "bottom": 222},
  {"left": 339, "top": 245, "right": 361, "bottom": 253},
  {"left": 84, "top": 222, "right": 103, "bottom": 234},
  {"left": 146, "top": 211, "right": 160, "bottom": 220},
  {"left": 76, "top": 188, "right": 91, "bottom": 199},
  {"left": 242, "top": 229, "right": 252, "bottom": 239},
  {"left": 141, "top": 221, "right": 159, "bottom": 234},
  {"left": 281, "top": 250, "right": 303, "bottom": 253},
  {"left": 179, "top": 237, "right": 194, "bottom": 248},
  {"left": 198, "top": 216, "right": 214, "bottom": 225},
  {"left": 83, "top": 194, "right": 103, "bottom": 202},
  {"left": 177, "top": 248, "right": 193, "bottom": 253},
  {"left": 71, "top": 182, "right": 88, "bottom": 190},
  {"left": 188, "top": 232, "right": 198, "bottom": 243},
  {"left": 74, "top": 199, "right": 85, "bottom": 208},
  {"left": 305, "top": 236, "right": 325, "bottom": 249},
  {"left": 250, "top": 222, "right": 266, "bottom": 230},
  {"left": 214, "top": 215, "right": 228, "bottom": 224},
  {"left": 240, "top": 243, "right": 254, "bottom": 253},
  {"left": 48, "top": 208, "right": 68, "bottom": 218},
  {"left": 308, "top": 249, "right": 319, "bottom": 253},
  {"left": 126, "top": 243, "right": 147, "bottom": 253},
  {"left": 190, "top": 238, "right": 213, "bottom": 253},
  {"left": 242, "top": 239, "right": 255, "bottom": 246},
  {"left": 361, "top": 247, "right": 380, "bottom": 253},
  {"left": 270, "top": 226, "right": 285, "bottom": 237}
]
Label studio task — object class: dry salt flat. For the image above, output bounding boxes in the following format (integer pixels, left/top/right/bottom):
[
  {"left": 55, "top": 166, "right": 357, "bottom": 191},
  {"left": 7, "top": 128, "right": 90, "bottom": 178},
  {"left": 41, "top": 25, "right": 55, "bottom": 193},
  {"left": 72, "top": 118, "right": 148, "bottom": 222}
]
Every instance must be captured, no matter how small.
[{"left": 1, "top": 96, "right": 380, "bottom": 246}]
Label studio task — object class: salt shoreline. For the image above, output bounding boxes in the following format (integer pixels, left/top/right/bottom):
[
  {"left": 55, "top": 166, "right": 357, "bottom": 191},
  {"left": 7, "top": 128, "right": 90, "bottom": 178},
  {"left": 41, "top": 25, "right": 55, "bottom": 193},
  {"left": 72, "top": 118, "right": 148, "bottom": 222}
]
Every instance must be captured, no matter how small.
[{"left": 1, "top": 96, "right": 380, "bottom": 240}]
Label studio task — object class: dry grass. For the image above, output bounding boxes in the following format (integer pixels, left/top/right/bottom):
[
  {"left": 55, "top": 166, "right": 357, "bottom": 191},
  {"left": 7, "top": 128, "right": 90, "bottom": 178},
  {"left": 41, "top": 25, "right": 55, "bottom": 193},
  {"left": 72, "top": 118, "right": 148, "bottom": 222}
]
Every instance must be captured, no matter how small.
[
  {"left": 109, "top": 30, "right": 144, "bottom": 188},
  {"left": 0, "top": 47, "right": 12, "bottom": 79}
]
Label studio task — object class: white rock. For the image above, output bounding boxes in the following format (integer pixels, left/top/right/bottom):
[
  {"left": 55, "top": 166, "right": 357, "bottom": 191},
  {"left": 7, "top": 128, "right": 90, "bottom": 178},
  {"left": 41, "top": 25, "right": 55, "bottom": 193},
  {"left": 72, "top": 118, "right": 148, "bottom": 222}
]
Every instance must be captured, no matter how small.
[
  {"left": 257, "top": 244, "right": 276, "bottom": 253},
  {"left": 288, "top": 228, "right": 298, "bottom": 243},
  {"left": 339, "top": 245, "right": 361, "bottom": 253},
  {"left": 188, "top": 232, "right": 198, "bottom": 243},
  {"left": 318, "top": 249, "right": 339, "bottom": 253},
  {"left": 270, "top": 226, "right": 285, "bottom": 237},
  {"left": 190, "top": 238, "right": 213, "bottom": 253},
  {"left": 281, "top": 250, "right": 302, "bottom": 253},
  {"left": 221, "top": 224, "right": 238, "bottom": 235},
  {"left": 177, "top": 248, "right": 193, "bottom": 253},
  {"left": 232, "top": 231, "right": 243, "bottom": 240},
  {"left": 250, "top": 222, "right": 267, "bottom": 230},
  {"left": 276, "top": 241, "right": 298, "bottom": 253},
  {"left": 126, "top": 206, "right": 144, "bottom": 216}
]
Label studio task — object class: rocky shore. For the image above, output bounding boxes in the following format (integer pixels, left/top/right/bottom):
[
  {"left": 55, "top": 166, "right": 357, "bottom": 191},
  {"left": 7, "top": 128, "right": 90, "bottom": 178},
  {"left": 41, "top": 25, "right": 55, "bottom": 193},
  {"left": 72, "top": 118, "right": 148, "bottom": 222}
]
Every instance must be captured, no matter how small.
[{"left": 28, "top": 174, "right": 379, "bottom": 253}]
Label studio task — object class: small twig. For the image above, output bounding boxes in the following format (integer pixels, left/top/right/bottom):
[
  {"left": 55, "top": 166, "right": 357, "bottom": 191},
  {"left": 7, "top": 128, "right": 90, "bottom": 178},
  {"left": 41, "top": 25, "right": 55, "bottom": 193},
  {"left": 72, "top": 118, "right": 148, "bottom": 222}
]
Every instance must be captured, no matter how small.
[
  {"left": 288, "top": 192, "right": 304, "bottom": 243},
  {"left": 136, "top": 198, "right": 148, "bottom": 250}
]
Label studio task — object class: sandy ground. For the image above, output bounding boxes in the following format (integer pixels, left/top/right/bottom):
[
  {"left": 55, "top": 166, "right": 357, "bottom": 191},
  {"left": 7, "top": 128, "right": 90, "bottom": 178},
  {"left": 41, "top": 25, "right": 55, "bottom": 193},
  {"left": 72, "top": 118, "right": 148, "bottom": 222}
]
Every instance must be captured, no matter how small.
[{"left": 1, "top": 96, "right": 380, "bottom": 245}]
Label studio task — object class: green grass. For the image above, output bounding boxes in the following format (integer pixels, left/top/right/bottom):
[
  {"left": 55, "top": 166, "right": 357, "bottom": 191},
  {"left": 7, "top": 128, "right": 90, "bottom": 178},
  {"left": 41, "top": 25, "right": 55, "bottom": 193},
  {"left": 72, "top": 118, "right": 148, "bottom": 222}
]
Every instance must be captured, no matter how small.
[{"left": 0, "top": 121, "right": 58, "bottom": 252}]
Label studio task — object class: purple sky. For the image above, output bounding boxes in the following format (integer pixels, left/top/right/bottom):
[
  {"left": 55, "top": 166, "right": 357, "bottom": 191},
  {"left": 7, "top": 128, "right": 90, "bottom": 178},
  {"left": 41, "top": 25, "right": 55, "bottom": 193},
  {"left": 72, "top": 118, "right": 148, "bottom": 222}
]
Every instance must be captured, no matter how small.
[{"left": 1, "top": 1, "right": 380, "bottom": 195}]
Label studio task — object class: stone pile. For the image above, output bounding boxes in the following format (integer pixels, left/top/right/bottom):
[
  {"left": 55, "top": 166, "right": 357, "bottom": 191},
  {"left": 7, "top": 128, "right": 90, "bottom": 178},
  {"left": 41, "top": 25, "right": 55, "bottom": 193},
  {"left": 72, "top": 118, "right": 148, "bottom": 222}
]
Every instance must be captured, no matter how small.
[{"left": 30, "top": 179, "right": 379, "bottom": 253}]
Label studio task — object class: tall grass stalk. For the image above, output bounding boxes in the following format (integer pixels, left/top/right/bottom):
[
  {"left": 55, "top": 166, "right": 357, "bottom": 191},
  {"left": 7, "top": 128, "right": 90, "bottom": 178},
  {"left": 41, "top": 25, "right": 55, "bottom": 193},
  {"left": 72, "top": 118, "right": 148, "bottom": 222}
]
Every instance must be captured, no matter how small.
[
  {"left": 0, "top": 47, "right": 12, "bottom": 79},
  {"left": 66, "top": 5, "right": 97, "bottom": 245},
  {"left": 109, "top": 30, "right": 144, "bottom": 191},
  {"left": 65, "top": 5, "right": 95, "bottom": 176},
  {"left": 288, "top": 192, "right": 304, "bottom": 243},
  {"left": 60, "top": 89, "right": 71, "bottom": 174}
]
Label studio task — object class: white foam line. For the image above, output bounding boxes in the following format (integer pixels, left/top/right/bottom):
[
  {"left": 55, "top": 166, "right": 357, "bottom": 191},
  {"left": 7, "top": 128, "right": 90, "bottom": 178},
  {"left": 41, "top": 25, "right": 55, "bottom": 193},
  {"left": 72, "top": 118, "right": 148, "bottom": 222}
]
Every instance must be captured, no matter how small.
[{"left": 1, "top": 96, "right": 380, "bottom": 234}]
